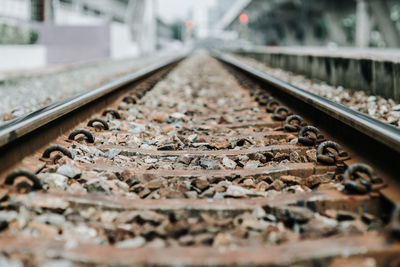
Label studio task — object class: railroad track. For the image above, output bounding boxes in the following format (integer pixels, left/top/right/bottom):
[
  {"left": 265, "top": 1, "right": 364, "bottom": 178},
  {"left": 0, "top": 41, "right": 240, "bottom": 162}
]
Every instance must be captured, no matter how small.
[{"left": 0, "top": 51, "right": 399, "bottom": 266}]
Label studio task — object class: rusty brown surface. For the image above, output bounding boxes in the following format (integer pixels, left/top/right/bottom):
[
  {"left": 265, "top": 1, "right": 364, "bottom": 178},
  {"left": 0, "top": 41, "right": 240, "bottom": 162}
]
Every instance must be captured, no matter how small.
[
  {"left": 80, "top": 162, "right": 336, "bottom": 179},
  {"left": 0, "top": 53, "right": 398, "bottom": 266},
  {"left": 18, "top": 189, "right": 372, "bottom": 212},
  {"left": 0, "top": 234, "right": 398, "bottom": 266},
  {"left": 183, "top": 121, "right": 282, "bottom": 130},
  {"left": 221, "top": 54, "right": 400, "bottom": 206},
  {"left": 98, "top": 144, "right": 306, "bottom": 156},
  {"left": 102, "top": 130, "right": 291, "bottom": 140}
]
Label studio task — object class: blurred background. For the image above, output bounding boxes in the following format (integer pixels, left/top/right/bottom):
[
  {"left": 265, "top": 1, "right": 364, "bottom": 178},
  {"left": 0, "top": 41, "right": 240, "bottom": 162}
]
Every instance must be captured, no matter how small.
[{"left": 1, "top": 0, "right": 400, "bottom": 71}]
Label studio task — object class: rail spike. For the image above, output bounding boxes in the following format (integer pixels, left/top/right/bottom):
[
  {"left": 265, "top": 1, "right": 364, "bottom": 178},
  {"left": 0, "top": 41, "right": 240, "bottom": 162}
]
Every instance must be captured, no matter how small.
[
  {"left": 5, "top": 169, "right": 42, "bottom": 191},
  {"left": 284, "top": 115, "right": 305, "bottom": 132},
  {"left": 316, "top": 141, "right": 347, "bottom": 165},
  {"left": 68, "top": 129, "right": 95, "bottom": 143},
  {"left": 343, "top": 163, "right": 383, "bottom": 194},
  {"left": 42, "top": 144, "right": 73, "bottom": 159},
  {"left": 297, "top": 126, "right": 321, "bottom": 146},
  {"left": 272, "top": 106, "right": 289, "bottom": 121},
  {"left": 102, "top": 109, "right": 121, "bottom": 119},
  {"left": 87, "top": 118, "right": 109, "bottom": 130}
]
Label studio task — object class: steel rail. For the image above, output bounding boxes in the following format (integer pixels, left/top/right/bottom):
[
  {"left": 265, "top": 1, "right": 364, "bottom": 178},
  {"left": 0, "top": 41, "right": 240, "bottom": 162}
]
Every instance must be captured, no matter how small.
[
  {"left": 0, "top": 52, "right": 188, "bottom": 148},
  {"left": 212, "top": 51, "right": 400, "bottom": 154}
]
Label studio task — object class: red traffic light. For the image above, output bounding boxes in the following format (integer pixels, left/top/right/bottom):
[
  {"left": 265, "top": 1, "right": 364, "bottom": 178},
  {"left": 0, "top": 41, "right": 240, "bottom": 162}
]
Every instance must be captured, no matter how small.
[
  {"left": 186, "top": 21, "right": 194, "bottom": 29},
  {"left": 239, "top": 13, "right": 249, "bottom": 23}
]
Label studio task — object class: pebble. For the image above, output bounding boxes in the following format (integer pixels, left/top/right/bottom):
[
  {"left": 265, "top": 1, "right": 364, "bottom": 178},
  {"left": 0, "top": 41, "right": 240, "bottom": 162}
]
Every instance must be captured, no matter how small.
[
  {"left": 0, "top": 255, "right": 22, "bottom": 267},
  {"left": 280, "top": 175, "right": 302, "bottom": 185},
  {"left": 199, "top": 158, "right": 219, "bottom": 169},
  {"left": 86, "top": 178, "right": 111, "bottom": 194},
  {"left": 339, "top": 220, "right": 367, "bottom": 234},
  {"left": 238, "top": 155, "right": 249, "bottom": 162},
  {"left": 145, "top": 238, "right": 166, "bottom": 248},
  {"left": 305, "top": 172, "right": 334, "bottom": 188},
  {"left": 144, "top": 158, "right": 158, "bottom": 164},
  {"left": 178, "top": 155, "right": 193, "bottom": 165},
  {"left": 140, "top": 144, "right": 153, "bottom": 150},
  {"left": 161, "top": 124, "right": 175, "bottom": 133},
  {"left": 242, "top": 178, "right": 255, "bottom": 187},
  {"left": 116, "top": 236, "right": 146, "bottom": 248},
  {"left": 38, "top": 173, "right": 68, "bottom": 190},
  {"left": 151, "top": 112, "right": 169, "bottom": 123},
  {"left": 280, "top": 206, "right": 314, "bottom": 223},
  {"left": 0, "top": 56, "right": 165, "bottom": 124},
  {"left": 105, "top": 149, "right": 121, "bottom": 159},
  {"left": 34, "top": 214, "right": 66, "bottom": 226},
  {"left": 56, "top": 165, "right": 81, "bottom": 179},
  {"left": 195, "top": 177, "right": 209, "bottom": 190},
  {"left": 184, "top": 191, "right": 198, "bottom": 199},
  {"left": 252, "top": 206, "right": 267, "bottom": 219},
  {"left": 302, "top": 216, "right": 338, "bottom": 237},
  {"left": 289, "top": 151, "right": 302, "bottom": 162},
  {"left": 393, "top": 104, "right": 400, "bottom": 111},
  {"left": 112, "top": 180, "right": 130, "bottom": 193},
  {"left": 212, "top": 140, "right": 231, "bottom": 149},
  {"left": 225, "top": 185, "right": 257, "bottom": 198},
  {"left": 234, "top": 54, "right": 400, "bottom": 127},
  {"left": 187, "top": 134, "right": 198, "bottom": 142},
  {"left": 170, "top": 112, "right": 186, "bottom": 120},
  {"left": 243, "top": 160, "right": 259, "bottom": 169},
  {"left": 192, "top": 142, "right": 210, "bottom": 148},
  {"left": 2, "top": 112, "right": 15, "bottom": 121},
  {"left": 222, "top": 157, "right": 237, "bottom": 169},
  {"left": 0, "top": 211, "right": 18, "bottom": 223},
  {"left": 145, "top": 178, "right": 163, "bottom": 190},
  {"left": 268, "top": 180, "right": 285, "bottom": 191},
  {"left": 306, "top": 149, "right": 317, "bottom": 162}
]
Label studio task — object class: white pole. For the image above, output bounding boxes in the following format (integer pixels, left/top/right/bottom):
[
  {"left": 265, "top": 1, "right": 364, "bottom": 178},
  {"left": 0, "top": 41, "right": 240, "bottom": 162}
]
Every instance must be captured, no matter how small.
[{"left": 356, "top": 0, "right": 370, "bottom": 47}]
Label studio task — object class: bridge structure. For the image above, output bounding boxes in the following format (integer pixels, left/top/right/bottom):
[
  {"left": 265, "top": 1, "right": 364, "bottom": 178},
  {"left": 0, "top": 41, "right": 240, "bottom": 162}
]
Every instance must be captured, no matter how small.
[{"left": 215, "top": 0, "right": 400, "bottom": 48}]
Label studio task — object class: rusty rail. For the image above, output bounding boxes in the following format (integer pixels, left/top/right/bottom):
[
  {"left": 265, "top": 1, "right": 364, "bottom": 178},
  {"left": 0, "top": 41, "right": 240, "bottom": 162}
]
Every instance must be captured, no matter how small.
[
  {"left": 212, "top": 51, "right": 400, "bottom": 152},
  {"left": 212, "top": 50, "right": 400, "bottom": 193},
  {"left": 0, "top": 53, "right": 188, "bottom": 148}
]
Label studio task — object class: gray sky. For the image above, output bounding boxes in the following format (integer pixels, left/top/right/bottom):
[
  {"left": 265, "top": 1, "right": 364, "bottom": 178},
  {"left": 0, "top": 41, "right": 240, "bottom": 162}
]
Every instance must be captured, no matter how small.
[{"left": 157, "top": 0, "right": 216, "bottom": 23}]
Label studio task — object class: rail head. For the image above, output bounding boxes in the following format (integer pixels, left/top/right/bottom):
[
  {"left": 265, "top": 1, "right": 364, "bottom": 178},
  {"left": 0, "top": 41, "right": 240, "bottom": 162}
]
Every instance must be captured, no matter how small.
[
  {"left": 212, "top": 50, "right": 400, "bottom": 154},
  {"left": 0, "top": 52, "right": 188, "bottom": 148}
]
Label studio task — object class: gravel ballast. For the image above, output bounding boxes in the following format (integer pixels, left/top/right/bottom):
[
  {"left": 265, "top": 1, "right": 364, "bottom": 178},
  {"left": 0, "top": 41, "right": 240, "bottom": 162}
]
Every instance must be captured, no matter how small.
[
  {"left": 0, "top": 53, "right": 173, "bottom": 124},
  {"left": 0, "top": 53, "right": 384, "bottom": 254},
  {"left": 231, "top": 54, "right": 400, "bottom": 128}
]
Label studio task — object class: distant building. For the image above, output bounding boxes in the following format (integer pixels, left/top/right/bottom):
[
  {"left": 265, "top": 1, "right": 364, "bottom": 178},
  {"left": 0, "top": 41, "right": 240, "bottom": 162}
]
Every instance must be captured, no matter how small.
[{"left": 0, "top": 0, "right": 173, "bottom": 70}]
